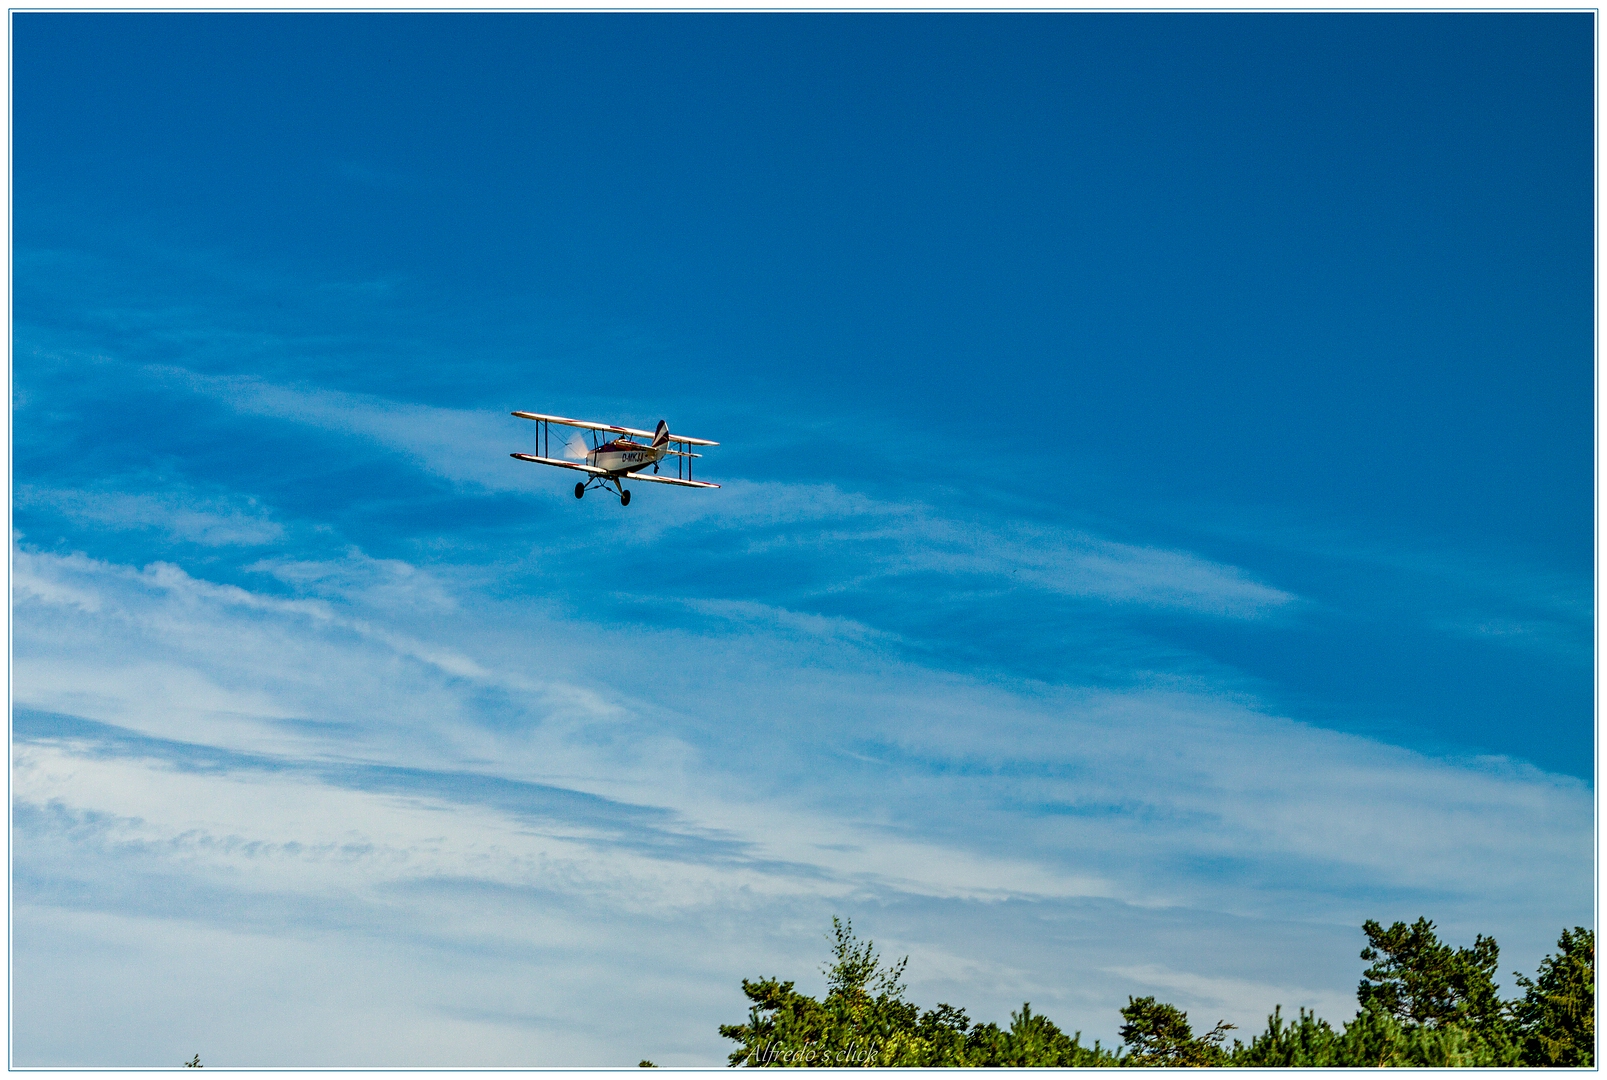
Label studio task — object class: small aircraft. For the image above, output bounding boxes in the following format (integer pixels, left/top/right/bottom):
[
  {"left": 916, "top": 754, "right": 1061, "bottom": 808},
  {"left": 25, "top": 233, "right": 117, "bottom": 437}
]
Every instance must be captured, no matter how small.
[{"left": 509, "top": 411, "right": 719, "bottom": 506}]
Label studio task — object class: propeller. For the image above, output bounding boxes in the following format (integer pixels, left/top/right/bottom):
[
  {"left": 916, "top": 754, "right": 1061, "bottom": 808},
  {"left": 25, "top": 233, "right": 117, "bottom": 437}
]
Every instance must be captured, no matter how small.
[{"left": 563, "top": 433, "right": 590, "bottom": 461}]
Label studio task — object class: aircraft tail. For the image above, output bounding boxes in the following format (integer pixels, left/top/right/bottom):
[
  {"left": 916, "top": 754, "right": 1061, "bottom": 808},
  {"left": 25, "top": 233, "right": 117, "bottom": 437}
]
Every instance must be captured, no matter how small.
[{"left": 652, "top": 420, "right": 670, "bottom": 448}]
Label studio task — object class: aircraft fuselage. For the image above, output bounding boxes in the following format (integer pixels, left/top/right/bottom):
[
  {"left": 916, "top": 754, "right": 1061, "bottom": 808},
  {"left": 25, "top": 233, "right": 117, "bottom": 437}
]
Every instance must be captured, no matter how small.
[{"left": 588, "top": 437, "right": 668, "bottom": 477}]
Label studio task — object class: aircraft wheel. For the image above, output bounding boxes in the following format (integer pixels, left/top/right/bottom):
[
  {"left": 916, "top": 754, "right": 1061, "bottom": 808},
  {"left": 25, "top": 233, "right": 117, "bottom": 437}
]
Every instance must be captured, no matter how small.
[
  {"left": 621, "top": 489, "right": 631, "bottom": 507},
  {"left": 575, "top": 482, "right": 585, "bottom": 499}
]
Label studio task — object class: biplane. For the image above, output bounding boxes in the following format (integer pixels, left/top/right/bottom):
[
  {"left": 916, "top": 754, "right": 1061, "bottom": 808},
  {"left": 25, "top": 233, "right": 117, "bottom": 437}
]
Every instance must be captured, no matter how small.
[{"left": 509, "top": 411, "right": 719, "bottom": 506}]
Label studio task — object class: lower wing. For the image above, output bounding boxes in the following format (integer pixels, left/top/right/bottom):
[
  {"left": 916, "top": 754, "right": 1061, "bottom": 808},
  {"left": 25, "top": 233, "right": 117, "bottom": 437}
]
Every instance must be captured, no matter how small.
[
  {"left": 512, "top": 454, "right": 719, "bottom": 489},
  {"left": 510, "top": 453, "right": 607, "bottom": 475},
  {"left": 622, "top": 471, "right": 720, "bottom": 489}
]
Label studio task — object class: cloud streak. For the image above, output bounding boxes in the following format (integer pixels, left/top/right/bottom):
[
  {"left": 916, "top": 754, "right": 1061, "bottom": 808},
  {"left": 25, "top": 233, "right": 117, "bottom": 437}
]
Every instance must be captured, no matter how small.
[
  {"left": 10, "top": 273, "right": 1589, "bottom": 1066},
  {"left": 11, "top": 540, "right": 1590, "bottom": 1063},
  {"left": 17, "top": 483, "right": 284, "bottom": 546},
  {"left": 141, "top": 364, "right": 1298, "bottom": 620}
]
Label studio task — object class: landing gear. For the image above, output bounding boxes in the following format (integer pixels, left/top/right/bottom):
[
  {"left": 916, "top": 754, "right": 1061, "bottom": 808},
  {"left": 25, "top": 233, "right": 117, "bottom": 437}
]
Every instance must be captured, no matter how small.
[{"left": 575, "top": 477, "right": 631, "bottom": 506}]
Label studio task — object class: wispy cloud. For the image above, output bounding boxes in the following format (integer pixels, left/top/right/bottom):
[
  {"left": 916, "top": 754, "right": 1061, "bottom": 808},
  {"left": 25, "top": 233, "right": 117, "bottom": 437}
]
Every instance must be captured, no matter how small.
[
  {"left": 245, "top": 548, "right": 458, "bottom": 612},
  {"left": 139, "top": 364, "right": 1297, "bottom": 621},
  {"left": 10, "top": 269, "right": 1589, "bottom": 1066},
  {"left": 17, "top": 484, "right": 284, "bottom": 546},
  {"left": 148, "top": 366, "right": 524, "bottom": 492},
  {"left": 1433, "top": 612, "right": 1592, "bottom": 668},
  {"left": 1202, "top": 516, "right": 1593, "bottom": 667},
  {"left": 11, "top": 541, "right": 1590, "bottom": 1063}
]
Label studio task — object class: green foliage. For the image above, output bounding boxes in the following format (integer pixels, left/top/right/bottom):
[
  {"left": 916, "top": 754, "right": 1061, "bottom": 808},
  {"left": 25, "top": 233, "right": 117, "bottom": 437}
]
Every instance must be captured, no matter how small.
[
  {"left": 1228, "top": 1002, "right": 1518, "bottom": 1067},
  {"left": 1512, "top": 927, "right": 1594, "bottom": 1066},
  {"left": 1356, "top": 917, "right": 1516, "bottom": 1060},
  {"left": 719, "top": 917, "right": 1119, "bottom": 1067},
  {"left": 1228, "top": 918, "right": 1598, "bottom": 1067},
  {"left": 1229, "top": 1006, "right": 1340, "bottom": 1066},
  {"left": 638, "top": 1060, "right": 656, "bottom": 1067},
  {"left": 965, "top": 1002, "right": 1119, "bottom": 1067},
  {"left": 718, "top": 917, "right": 924, "bottom": 1067},
  {"left": 183, "top": 1054, "right": 202, "bottom": 1067},
  {"left": 1334, "top": 1004, "right": 1512, "bottom": 1067},
  {"left": 1359, "top": 920, "right": 1506, "bottom": 1027},
  {"left": 1118, "top": 996, "right": 1234, "bottom": 1066},
  {"left": 718, "top": 915, "right": 1593, "bottom": 1068}
]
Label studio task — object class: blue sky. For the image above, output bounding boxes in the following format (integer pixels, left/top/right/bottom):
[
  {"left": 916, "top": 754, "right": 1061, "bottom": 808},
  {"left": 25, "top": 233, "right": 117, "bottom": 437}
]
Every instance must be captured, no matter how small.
[{"left": 11, "top": 12, "right": 1593, "bottom": 1067}]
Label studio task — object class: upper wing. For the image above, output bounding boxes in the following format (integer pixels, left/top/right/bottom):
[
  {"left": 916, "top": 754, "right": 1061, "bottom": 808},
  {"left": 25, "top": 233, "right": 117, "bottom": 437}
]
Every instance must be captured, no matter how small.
[
  {"left": 509, "top": 453, "right": 607, "bottom": 475},
  {"left": 664, "top": 432, "right": 719, "bottom": 448},
  {"left": 621, "top": 471, "right": 720, "bottom": 489},
  {"left": 511, "top": 411, "right": 719, "bottom": 447},
  {"left": 512, "top": 411, "right": 652, "bottom": 438}
]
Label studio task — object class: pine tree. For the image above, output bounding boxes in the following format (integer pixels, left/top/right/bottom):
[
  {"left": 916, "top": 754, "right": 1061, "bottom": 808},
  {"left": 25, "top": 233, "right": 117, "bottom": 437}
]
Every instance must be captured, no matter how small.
[
  {"left": 719, "top": 917, "right": 1119, "bottom": 1067},
  {"left": 1512, "top": 927, "right": 1594, "bottom": 1066},
  {"left": 1118, "top": 996, "right": 1234, "bottom": 1066},
  {"left": 718, "top": 914, "right": 1592, "bottom": 1068},
  {"left": 1356, "top": 917, "right": 1516, "bottom": 1060}
]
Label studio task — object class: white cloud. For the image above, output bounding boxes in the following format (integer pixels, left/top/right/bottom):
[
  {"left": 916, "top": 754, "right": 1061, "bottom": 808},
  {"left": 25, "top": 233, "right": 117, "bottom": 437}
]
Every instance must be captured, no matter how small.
[
  {"left": 147, "top": 365, "right": 1296, "bottom": 620},
  {"left": 12, "top": 226, "right": 1590, "bottom": 1069},
  {"left": 10, "top": 544, "right": 1591, "bottom": 1064},
  {"left": 17, "top": 483, "right": 283, "bottom": 546},
  {"left": 1433, "top": 613, "right": 1592, "bottom": 667},
  {"left": 1202, "top": 518, "right": 1592, "bottom": 662},
  {"left": 244, "top": 547, "right": 458, "bottom": 612},
  {"left": 151, "top": 366, "right": 528, "bottom": 494}
]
